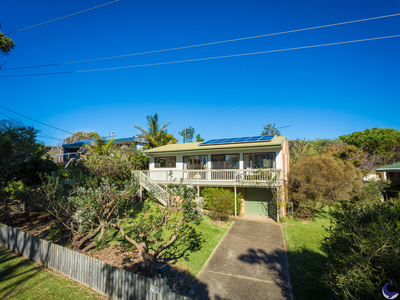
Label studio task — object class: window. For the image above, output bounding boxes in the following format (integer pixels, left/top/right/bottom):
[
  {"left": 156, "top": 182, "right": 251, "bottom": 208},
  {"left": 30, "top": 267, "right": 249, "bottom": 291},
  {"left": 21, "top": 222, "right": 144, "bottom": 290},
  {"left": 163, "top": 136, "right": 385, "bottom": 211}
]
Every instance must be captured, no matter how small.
[
  {"left": 211, "top": 154, "right": 239, "bottom": 169},
  {"left": 154, "top": 156, "right": 176, "bottom": 168},
  {"left": 244, "top": 152, "right": 275, "bottom": 169},
  {"left": 183, "top": 155, "right": 208, "bottom": 170}
]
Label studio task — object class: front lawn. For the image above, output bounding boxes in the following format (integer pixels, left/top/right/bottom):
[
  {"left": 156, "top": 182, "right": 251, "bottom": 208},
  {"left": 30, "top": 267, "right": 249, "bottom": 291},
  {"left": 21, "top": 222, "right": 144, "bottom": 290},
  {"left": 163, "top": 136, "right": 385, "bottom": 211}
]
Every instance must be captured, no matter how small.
[
  {"left": 0, "top": 246, "right": 105, "bottom": 300},
  {"left": 283, "top": 209, "right": 332, "bottom": 300},
  {"left": 171, "top": 216, "right": 231, "bottom": 276}
]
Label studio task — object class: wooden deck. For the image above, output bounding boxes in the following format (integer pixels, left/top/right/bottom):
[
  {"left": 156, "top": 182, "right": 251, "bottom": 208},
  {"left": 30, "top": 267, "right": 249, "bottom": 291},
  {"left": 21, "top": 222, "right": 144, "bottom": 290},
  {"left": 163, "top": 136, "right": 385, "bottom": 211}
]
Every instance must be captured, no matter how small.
[{"left": 138, "top": 169, "right": 282, "bottom": 187}]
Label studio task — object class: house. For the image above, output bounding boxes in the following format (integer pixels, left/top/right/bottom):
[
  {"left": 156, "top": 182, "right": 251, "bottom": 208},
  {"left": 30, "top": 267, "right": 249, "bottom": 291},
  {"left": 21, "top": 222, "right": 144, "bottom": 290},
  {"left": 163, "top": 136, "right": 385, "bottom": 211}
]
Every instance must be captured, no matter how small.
[
  {"left": 376, "top": 162, "right": 400, "bottom": 198},
  {"left": 58, "top": 136, "right": 147, "bottom": 164},
  {"left": 136, "top": 135, "right": 289, "bottom": 221}
]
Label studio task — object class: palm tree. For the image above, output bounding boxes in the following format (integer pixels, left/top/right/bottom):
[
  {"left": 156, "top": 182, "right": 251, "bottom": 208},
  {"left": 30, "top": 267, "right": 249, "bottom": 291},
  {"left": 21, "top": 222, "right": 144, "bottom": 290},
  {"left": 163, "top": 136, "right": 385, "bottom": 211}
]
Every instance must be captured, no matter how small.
[
  {"left": 134, "top": 113, "right": 176, "bottom": 148},
  {"left": 85, "top": 133, "right": 115, "bottom": 155}
]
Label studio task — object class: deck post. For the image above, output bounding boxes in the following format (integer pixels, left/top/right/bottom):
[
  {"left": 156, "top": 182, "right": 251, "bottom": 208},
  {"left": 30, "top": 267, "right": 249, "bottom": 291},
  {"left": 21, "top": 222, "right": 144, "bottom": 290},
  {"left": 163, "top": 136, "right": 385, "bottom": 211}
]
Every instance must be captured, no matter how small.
[
  {"left": 234, "top": 185, "right": 237, "bottom": 218},
  {"left": 276, "top": 187, "right": 280, "bottom": 222},
  {"left": 197, "top": 186, "right": 200, "bottom": 199}
]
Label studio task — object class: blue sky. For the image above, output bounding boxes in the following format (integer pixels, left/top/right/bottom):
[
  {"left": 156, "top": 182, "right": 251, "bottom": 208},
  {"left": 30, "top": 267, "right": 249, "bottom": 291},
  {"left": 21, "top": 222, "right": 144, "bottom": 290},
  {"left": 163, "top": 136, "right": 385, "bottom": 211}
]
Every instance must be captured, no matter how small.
[{"left": 1, "top": 0, "right": 399, "bottom": 146}]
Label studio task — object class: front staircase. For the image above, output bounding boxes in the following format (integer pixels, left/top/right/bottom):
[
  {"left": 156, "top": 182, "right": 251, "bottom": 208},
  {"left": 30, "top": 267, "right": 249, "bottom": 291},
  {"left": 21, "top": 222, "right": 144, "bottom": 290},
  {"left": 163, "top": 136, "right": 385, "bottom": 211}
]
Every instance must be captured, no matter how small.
[{"left": 135, "top": 171, "right": 172, "bottom": 206}]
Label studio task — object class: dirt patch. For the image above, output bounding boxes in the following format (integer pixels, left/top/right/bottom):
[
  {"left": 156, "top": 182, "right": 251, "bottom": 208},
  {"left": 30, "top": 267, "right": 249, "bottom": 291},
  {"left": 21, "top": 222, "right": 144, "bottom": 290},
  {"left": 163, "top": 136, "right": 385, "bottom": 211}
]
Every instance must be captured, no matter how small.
[
  {"left": 209, "top": 219, "right": 228, "bottom": 225},
  {"left": 86, "top": 245, "right": 143, "bottom": 273}
]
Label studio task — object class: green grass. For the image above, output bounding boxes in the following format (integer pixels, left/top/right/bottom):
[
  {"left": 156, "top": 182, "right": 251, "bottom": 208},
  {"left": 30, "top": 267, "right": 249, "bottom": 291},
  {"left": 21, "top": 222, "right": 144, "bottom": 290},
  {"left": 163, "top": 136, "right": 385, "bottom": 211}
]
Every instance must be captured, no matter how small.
[
  {"left": 171, "top": 216, "right": 231, "bottom": 276},
  {"left": 0, "top": 246, "right": 105, "bottom": 300},
  {"left": 283, "top": 208, "right": 332, "bottom": 300}
]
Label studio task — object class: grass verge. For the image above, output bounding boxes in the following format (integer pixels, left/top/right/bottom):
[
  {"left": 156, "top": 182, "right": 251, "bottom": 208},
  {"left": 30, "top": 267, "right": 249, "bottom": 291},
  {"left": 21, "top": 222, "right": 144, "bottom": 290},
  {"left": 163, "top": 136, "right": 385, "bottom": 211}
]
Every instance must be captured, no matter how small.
[
  {"left": 282, "top": 209, "right": 332, "bottom": 300},
  {"left": 0, "top": 246, "right": 105, "bottom": 300},
  {"left": 171, "top": 216, "right": 231, "bottom": 276}
]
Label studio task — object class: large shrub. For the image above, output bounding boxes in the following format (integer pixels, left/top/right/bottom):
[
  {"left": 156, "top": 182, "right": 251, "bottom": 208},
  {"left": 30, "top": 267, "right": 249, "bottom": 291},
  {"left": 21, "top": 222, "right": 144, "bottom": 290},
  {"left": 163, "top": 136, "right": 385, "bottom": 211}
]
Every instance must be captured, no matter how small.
[
  {"left": 202, "top": 187, "right": 242, "bottom": 220},
  {"left": 67, "top": 150, "right": 133, "bottom": 185},
  {"left": 289, "top": 154, "right": 363, "bottom": 217},
  {"left": 323, "top": 198, "right": 400, "bottom": 299}
]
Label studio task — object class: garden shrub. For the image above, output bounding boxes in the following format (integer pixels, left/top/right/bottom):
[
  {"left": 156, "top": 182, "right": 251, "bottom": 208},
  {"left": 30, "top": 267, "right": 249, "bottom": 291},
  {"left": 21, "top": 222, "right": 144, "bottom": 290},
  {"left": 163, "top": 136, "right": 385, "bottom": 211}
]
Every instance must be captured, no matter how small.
[
  {"left": 323, "top": 198, "right": 400, "bottom": 299},
  {"left": 202, "top": 187, "right": 242, "bottom": 220}
]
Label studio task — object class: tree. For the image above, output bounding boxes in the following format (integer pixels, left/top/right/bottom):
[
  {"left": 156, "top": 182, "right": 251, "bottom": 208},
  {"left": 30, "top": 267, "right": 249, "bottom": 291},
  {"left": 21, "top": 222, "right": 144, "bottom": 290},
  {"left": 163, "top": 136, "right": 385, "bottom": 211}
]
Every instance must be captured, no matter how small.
[
  {"left": 39, "top": 148, "right": 138, "bottom": 251},
  {"left": 0, "top": 26, "right": 15, "bottom": 55},
  {"left": 196, "top": 134, "right": 204, "bottom": 142},
  {"left": 289, "top": 139, "right": 319, "bottom": 165},
  {"left": 39, "top": 176, "right": 137, "bottom": 252},
  {"left": 179, "top": 126, "right": 195, "bottom": 143},
  {"left": 62, "top": 131, "right": 97, "bottom": 144},
  {"left": 261, "top": 123, "right": 280, "bottom": 136},
  {"left": 289, "top": 154, "right": 363, "bottom": 217},
  {"left": 111, "top": 185, "right": 204, "bottom": 277},
  {"left": 0, "top": 125, "right": 58, "bottom": 223},
  {"left": 323, "top": 141, "right": 369, "bottom": 170},
  {"left": 85, "top": 133, "right": 115, "bottom": 156},
  {"left": 339, "top": 128, "right": 400, "bottom": 164},
  {"left": 134, "top": 113, "right": 177, "bottom": 148}
]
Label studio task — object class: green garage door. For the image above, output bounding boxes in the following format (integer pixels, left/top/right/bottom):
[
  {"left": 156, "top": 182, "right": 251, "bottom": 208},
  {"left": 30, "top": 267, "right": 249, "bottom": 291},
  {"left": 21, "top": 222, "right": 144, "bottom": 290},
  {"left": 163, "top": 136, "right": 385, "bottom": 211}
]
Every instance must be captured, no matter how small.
[{"left": 245, "top": 188, "right": 273, "bottom": 216}]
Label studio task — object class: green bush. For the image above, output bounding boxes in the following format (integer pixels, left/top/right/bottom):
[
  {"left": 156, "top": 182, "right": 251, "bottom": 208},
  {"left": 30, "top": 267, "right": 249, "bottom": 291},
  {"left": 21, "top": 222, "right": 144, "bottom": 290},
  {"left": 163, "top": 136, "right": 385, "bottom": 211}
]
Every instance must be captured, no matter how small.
[
  {"left": 323, "top": 198, "right": 400, "bottom": 299},
  {"left": 202, "top": 187, "right": 242, "bottom": 220}
]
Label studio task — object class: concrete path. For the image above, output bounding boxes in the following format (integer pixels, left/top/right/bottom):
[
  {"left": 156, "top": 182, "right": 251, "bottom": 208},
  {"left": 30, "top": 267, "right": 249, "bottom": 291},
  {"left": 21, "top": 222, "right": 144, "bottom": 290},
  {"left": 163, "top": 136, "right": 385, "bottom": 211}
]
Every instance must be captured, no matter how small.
[{"left": 189, "top": 215, "right": 292, "bottom": 300}]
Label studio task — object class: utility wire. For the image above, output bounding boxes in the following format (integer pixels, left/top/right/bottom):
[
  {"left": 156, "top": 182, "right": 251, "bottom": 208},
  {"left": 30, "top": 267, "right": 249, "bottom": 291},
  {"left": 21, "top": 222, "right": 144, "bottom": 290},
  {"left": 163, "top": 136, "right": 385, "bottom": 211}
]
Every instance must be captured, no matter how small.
[
  {"left": 0, "top": 111, "right": 61, "bottom": 141},
  {"left": 0, "top": 105, "right": 74, "bottom": 134},
  {"left": 5, "top": 0, "right": 121, "bottom": 35},
  {"left": 2, "top": 12, "right": 400, "bottom": 71},
  {"left": 1, "top": 34, "right": 399, "bottom": 78}
]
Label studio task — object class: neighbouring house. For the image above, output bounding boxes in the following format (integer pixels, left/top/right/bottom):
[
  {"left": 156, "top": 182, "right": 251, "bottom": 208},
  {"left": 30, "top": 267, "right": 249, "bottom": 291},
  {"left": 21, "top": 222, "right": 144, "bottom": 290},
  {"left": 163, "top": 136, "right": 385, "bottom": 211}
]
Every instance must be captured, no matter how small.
[
  {"left": 58, "top": 136, "right": 148, "bottom": 165},
  {"left": 376, "top": 162, "right": 400, "bottom": 198},
  {"left": 135, "top": 135, "right": 289, "bottom": 221}
]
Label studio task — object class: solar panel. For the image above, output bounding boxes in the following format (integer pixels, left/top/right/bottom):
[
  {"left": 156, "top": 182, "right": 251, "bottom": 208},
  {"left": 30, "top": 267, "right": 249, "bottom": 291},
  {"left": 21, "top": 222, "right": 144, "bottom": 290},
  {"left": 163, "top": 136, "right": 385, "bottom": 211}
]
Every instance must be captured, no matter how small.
[{"left": 199, "top": 135, "right": 275, "bottom": 146}]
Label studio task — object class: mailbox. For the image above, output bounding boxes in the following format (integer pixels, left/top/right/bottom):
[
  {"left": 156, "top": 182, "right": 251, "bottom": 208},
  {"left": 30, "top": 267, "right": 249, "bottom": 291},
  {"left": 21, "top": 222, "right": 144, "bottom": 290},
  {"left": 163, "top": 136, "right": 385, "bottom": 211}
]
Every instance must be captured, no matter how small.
[{"left": 157, "top": 264, "right": 170, "bottom": 278}]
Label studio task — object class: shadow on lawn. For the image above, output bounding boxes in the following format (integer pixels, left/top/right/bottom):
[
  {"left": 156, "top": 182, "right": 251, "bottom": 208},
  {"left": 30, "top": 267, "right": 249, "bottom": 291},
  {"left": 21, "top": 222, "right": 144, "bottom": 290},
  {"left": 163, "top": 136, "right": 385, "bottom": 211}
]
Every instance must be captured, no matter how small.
[
  {"left": 285, "top": 248, "right": 332, "bottom": 300},
  {"left": 0, "top": 247, "right": 43, "bottom": 298}
]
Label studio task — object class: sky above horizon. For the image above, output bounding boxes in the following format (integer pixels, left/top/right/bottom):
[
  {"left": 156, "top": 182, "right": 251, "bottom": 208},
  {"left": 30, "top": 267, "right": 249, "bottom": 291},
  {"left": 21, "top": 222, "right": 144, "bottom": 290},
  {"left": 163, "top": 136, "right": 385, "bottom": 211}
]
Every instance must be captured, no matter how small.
[{"left": 1, "top": 0, "right": 399, "bottom": 146}]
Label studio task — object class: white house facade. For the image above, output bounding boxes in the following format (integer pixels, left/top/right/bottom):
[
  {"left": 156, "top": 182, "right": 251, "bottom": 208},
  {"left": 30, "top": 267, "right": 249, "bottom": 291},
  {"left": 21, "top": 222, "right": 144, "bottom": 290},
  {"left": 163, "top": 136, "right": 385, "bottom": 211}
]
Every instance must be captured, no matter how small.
[{"left": 137, "top": 135, "right": 289, "bottom": 221}]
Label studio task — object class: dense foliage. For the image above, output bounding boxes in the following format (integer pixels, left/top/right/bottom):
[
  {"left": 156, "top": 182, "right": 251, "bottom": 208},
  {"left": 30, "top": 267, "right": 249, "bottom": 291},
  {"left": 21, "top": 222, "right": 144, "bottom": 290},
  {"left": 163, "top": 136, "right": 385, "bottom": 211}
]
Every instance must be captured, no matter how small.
[
  {"left": 202, "top": 187, "right": 242, "bottom": 220},
  {"left": 111, "top": 185, "right": 204, "bottom": 276},
  {"left": 0, "top": 125, "right": 58, "bottom": 223},
  {"left": 340, "top": 127, "right": 400, "bottom": 165},
  {"left": 323, "top": 198, "right": 400, "bottom": 299},
  {"left": 289, "top": 154, "right": 363, "bottom": 217}
]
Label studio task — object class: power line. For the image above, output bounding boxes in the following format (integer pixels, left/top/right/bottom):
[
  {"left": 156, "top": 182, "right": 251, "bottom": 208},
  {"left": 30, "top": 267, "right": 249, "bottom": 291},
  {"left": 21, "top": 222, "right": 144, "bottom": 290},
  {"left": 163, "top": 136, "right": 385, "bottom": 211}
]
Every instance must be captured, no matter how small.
[
  {"left": 0, "top": 111, "right": 25, "bottom": 126},
  {"left": 1, "top": 34, "right": 399, "bottom": 78},
  {"left": 0, "top": 111, "right": 61, "bottom": 141},
  {"left": 2, "top": 12, "right": 400, "bottom": 71},
  {"left": 0, "top": 105, "right": 74, "bottom": 134},
  {"left": 5, "top": 0, "right": 121, "bottom": 35}
]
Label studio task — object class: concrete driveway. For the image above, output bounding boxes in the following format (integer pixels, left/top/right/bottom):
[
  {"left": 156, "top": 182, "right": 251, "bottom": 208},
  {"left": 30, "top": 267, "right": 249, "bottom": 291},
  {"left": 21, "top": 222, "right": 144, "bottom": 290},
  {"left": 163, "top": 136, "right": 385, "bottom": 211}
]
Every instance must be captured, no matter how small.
[{"left": 189, "top": 215, "right": 292, "bottom": 300}]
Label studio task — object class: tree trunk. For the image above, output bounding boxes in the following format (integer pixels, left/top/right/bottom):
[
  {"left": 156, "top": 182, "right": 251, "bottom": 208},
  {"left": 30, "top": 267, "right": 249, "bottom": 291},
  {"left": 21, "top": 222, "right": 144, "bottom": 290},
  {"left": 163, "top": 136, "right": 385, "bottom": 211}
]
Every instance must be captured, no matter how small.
[
  {"left": 82, "top": 226, "right": 106, "bottom": 252},
  {"left": 141, "top": 244, "right": 156, "bottom": 277}
]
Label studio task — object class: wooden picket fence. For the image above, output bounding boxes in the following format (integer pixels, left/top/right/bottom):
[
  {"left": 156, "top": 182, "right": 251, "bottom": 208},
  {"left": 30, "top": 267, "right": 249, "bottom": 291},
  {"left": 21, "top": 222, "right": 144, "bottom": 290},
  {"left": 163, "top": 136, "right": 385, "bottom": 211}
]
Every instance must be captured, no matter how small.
[{"left": 0, "top": 223, "right": 188, "bottom": 300}]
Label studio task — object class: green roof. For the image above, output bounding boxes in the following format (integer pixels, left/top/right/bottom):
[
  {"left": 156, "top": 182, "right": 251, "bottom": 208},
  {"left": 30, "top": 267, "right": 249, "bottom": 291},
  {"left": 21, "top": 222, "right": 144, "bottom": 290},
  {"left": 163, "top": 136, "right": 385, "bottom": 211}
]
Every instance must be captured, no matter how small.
[
  {"left": 145, "top": 136, "right": 287, "bottom": 155},
  {"left": 376, "top": 162, "right": 400, "bottom": 172}
]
